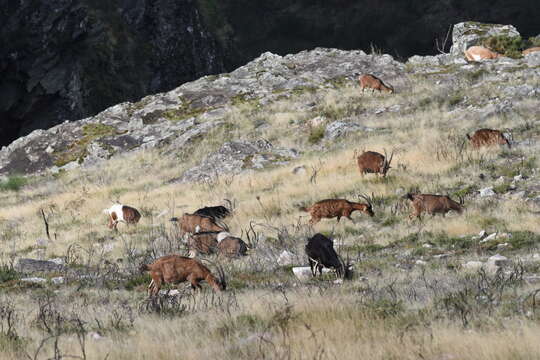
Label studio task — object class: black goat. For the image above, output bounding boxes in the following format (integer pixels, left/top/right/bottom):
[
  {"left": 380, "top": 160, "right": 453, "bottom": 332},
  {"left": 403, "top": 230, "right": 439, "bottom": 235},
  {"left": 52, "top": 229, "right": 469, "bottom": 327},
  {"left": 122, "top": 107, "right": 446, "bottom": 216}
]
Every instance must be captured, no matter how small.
[
  {"left": 305, "top": 233, "right": 346, "bottom": 278},
  {"left": 194, "top": 205, "right": 231, "bottom": 221}
]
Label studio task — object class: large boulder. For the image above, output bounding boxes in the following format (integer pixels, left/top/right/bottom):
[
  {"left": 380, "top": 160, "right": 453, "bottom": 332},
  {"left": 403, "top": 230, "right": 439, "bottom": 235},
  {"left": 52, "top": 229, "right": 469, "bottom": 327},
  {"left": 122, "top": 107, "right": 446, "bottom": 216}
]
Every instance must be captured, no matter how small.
[
  {"left": 15, "top": 258, "right": 64, "bottom": 273},
  {"left": 450, "top": 22, "right": 521, "bottom": 57}
]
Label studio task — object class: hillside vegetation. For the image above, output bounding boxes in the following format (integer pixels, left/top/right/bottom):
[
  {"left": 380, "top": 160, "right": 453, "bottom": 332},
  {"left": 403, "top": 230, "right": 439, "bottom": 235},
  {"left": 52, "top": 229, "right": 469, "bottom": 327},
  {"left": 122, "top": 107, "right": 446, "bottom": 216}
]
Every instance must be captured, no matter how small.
[{"left": 0, "top": 27, "right": 539, "bottom": 359}]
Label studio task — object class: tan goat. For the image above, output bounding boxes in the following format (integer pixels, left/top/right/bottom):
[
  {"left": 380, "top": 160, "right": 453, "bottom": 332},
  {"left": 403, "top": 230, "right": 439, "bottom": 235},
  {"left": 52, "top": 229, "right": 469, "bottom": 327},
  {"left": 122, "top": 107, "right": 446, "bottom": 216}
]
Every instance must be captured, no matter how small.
[
  {"left": 403, "top": 193, "right": 463, "bottom": 219},
  {"left": 464, "top": 46, "right": 501, "bottom": 61},
  {"left": 172, "top": 213, "right": 228, "bottom": 236},
  {"left": 356, "top": 149, "right": 394, "bottom": 177},
  {"left": 357, "top": 74, "right": 394, "bottom": 94},
  {"left": 300, "top": 197, "right": 374, "bottom": 225},
  {"left": 522, "top": 47, "right": 540, "bottom": 56},
  {"left": 466, "top": 129, "right": 510, "bottom": 149},
  {"left": 140, "top": 255, "right": 225, "bottom": 295}
]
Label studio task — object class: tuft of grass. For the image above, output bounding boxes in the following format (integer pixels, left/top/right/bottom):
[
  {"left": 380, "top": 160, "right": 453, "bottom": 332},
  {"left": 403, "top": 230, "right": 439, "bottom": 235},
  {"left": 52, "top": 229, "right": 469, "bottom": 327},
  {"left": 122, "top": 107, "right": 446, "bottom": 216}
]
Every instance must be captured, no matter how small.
[
  {"left": 308, "top": 125, "right": 325, "bottom": 144},
  {"left": 482, "top": 35, "right": 524, "bottom": 58},
  {"left": 0, "top": 176, "right": 27, "bottom": 192}
]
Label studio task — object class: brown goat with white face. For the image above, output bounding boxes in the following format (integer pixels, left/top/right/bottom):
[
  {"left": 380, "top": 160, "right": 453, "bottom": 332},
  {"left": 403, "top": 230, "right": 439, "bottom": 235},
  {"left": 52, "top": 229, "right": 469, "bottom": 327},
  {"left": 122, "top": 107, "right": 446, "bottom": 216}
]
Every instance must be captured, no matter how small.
[
  {"left": 357, "top": 74, "right": 394, "bottom": 94},
  {"left": 464, "top": 46, "right": 502, "bottom": 62},
  {"left": 173, "top": 213, "right": 227, "bottom": 236},
  {"left": 356, "top": 149, "right": 394, "bottom": 177},
  {"left": 467, "top": 129, "right": 510, "bottom": 149},
  {"left": 301, "top": 197, "right": 374, "bottom": 225},
  {"left": 140, "top": 255, "right": 225, "bottom": 295},
  {"left": 403, "top": 193, "right": 463, "bottom": 219}
]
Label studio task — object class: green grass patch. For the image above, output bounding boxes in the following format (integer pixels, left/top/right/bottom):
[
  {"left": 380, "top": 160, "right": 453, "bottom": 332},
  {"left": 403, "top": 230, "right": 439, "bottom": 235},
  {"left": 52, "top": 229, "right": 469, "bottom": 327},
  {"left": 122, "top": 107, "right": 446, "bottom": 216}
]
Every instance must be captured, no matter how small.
[
  {"left": 308, "top": 125, "right": 325, "bottom": 144},
  {"left": 0, "top": 175, "right": 27, "bottom": 192}
]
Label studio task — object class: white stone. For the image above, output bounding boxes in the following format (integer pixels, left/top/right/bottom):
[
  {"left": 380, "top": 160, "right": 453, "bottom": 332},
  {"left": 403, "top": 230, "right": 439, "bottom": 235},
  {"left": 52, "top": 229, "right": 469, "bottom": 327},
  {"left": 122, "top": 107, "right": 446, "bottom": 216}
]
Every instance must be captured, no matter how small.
[
  {"left": 277, "top": 250, "right": 296, "bottom": 266},
  {"left": 292, "top": 267, "right": 312, "bottom": 281},
  {"left": 292, "top": 166, "right": 307, "bottom": 175},
  {"left": 49, "top": 258, "right": 64, "bottom": 265},
  {"left": 462, "top": 261, "right": 483, "bottom": 271},
  {"left": 21, "top": 277, "right": 47, "bottom": 284},
  {"left": 89, "top": 332, "right": 104, "bottom": 340},
  {"left": 51, "top": 277, "right": 64, "bottom": 285},
  {"left": 415, "top": 260, "right": 427, "bottom": 266},
  {"left": 479, "top": 187, "right": 495, "bottom": 197},
  {"left": 480, "top": 232, "right": 497, "bottom": 243},
  {"left": 422, "top": 243, "right": 433, "bottom": 248},
  {"left": 513, "top": 174, "right": 523, "bottom": 182},
  {"left": 487, "top": 254, "right": 509, "bottom": 267},
  {"left": 497, "top": 243, "right": 509, "bottom": 250}
]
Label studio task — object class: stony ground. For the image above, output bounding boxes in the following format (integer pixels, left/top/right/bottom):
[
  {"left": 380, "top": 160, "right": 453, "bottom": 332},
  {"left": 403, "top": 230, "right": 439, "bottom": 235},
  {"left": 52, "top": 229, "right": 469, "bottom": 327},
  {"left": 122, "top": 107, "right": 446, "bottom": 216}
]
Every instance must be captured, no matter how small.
[{"left": 0, "top": 22, "right": 539, "bottom": 360}]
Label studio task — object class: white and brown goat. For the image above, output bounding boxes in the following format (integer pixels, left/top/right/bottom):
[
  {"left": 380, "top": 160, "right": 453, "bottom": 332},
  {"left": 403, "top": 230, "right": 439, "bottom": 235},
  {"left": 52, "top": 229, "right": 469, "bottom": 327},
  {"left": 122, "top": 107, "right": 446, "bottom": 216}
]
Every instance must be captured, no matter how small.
[
  {"left": 300, "top": 196, "right": 374, "bottom": 225},
  {"left": 464, "top": 46, "right": 502, "bottom": 62},
  {"left": 103, "top": 203, "right": 141, "bottom": 231}
]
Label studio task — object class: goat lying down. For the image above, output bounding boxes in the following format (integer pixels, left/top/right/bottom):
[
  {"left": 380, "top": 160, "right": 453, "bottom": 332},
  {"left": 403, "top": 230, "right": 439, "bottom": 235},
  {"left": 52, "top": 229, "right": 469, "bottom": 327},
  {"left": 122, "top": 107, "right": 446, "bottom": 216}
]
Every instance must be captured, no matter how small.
[{"left": 187, "top": 231, "right": 249, "bottom": 258}]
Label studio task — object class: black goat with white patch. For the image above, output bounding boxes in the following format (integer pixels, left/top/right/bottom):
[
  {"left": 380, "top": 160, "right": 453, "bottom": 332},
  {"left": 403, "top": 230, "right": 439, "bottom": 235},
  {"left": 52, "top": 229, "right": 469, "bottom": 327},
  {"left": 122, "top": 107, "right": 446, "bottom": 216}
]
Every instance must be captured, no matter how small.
[{"left": 305, "top": 233, "right": 345, "bottom": 278}]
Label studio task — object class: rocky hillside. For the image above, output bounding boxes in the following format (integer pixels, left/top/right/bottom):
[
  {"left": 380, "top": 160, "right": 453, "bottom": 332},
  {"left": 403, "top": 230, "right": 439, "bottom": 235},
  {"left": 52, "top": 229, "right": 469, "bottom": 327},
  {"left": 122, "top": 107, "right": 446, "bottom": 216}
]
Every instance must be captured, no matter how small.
[
  {"left": 1, "top": 21, "right": 538, "bottom": 178},
  {"left": 0, "top": 0, "right": 225, "bottom": 147}
]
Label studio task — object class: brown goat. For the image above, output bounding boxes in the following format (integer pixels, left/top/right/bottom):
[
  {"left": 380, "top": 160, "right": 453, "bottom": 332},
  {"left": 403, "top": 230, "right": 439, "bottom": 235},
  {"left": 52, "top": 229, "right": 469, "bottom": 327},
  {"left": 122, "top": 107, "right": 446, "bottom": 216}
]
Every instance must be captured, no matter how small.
[
  {"left": 173, "top": 213, "right": 228, "bottom": 235},
  {"left": 356, "top": 149, "right": 394, "bottom": 177},
  {"left": 217, "top": 232, "right": 249, "bottom": 258},
  {"left": 140, "top": 255, "right": 225, "bottom": 295},
  {"left": 403, "top": 193, "right": 463, "bottom": 219},
  {"left": 466, "top": 129, "right": 510, "bottom": 149},
  {"left": 357, "top": 74, "right": 394, "bottom": 94},
  {"left": 464, "top": 46, "right": 501, "bottom": 62},
  {"left": 187, "top": 231, "right": 220, "bottom": 256},
  {"left": 300, "top": 197, "right": 374, "bottom": 225},
  {"left": 522, "top": 47, "right": 540, "bottom": 56}
]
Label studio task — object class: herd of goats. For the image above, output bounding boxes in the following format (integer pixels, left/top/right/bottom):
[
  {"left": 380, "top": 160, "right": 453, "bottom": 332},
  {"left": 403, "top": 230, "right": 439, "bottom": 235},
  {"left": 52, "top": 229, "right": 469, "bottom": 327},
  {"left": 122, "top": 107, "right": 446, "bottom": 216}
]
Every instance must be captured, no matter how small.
[{"left": 101, "top": 70, "right": 514, "bottom": 296}]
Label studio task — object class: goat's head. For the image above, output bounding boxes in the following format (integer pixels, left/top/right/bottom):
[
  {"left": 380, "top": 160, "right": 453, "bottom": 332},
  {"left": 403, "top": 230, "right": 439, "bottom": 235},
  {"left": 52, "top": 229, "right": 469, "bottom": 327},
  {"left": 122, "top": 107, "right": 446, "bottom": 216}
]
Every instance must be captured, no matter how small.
[
  {"left": 500, "top": 132, "right": 511, "bottom": 148},
  {"left": 382, "top": 148, "right": 395, "bottom": 176},
  {"left": 358, "top": 193, "right": 375, "bottom": 217}
]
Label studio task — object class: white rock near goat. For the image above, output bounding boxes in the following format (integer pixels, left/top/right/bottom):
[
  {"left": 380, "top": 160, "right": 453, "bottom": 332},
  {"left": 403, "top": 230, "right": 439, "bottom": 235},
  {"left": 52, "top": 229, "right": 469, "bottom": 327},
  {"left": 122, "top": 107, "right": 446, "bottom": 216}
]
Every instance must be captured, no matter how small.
[{"left": 277, "top": 250, "right": 296, "bottom": 266}]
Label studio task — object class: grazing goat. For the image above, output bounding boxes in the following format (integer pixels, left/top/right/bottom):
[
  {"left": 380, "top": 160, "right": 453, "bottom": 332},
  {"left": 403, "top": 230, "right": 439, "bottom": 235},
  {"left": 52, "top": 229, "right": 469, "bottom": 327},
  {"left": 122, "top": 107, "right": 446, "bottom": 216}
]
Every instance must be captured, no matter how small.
[
  {"left": 216, "top": 232, "right": 249, "bottom": 258},
  {"left": 171, "top": 213, "right": 228, "bottom": 235},
  {"left": 103, "top": 203, "right": 141, "bottom": 231},
  {"left": 466, "top": 129, "right": 510, "bottom": 149},
  {"left": 523, "top": 47, "right": 540, "bottom": 56},
  {"left": 187, "top": 231, "right": 220, "bottom": 256},
  {"left": 300, "top": 196, "right": 374, "bottom": 225},
  {"left": 140, "top": 255, "right": 225, "bottom": 295},
  {"left": 356, "top": 149, "right": 394, "bottom": 177},
  {"left": 305, "top": 233, "right": 345, "bottom": 278},
  {"left": 357, "top": 74, "right": 394, "bottom": 94},
  {"left": 403, "top": 193, "right": 463, "bottom": 219},
  {"left": 464, "top": 46, "right": 501, "bottom": 61},
  {"left": 194, "top": 200, "right": 232, "bottom": 221}
]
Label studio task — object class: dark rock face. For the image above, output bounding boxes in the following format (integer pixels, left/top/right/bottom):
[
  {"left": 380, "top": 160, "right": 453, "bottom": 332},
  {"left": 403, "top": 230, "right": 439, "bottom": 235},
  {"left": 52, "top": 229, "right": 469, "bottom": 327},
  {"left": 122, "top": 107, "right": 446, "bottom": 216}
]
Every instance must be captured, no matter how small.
[
  {"left": 0, "top": 0, "right": 225, "bottom": 147},
  {"left": 198, "top": 0, "right": 540, "bottom": 69}
]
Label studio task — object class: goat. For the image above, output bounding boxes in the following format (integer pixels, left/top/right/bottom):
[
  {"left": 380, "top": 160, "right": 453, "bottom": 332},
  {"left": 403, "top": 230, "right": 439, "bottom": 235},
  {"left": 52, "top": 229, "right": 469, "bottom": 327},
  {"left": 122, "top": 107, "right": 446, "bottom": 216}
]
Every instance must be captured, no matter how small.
[
  {"left": 464, "top": 46, "right": 501, "bottom": 62},
  {"left": 187, "top": 231, "right": 220, "bottom": 257},
  {"left": 193, "top": 199, "right": 232, "bottom": 221},
  {"left": 300, "top": 196, "right": 374, "bottom": 225},
  {"left": 356, "top": 149, "right": 394, "bottom": 177},
  {"left": 103, "top": 203, "right": 141, "bottom": 231},
  {"left": 140, "top": 255, "right": 225, "bottom": 295},
  {"left": 356, "top": 73, "right": 394, "bottom": 94},
  {"left": 171, "top": 213, "right": 228, "bottom": 236},
  {"left": 523, "top": 47, "right": 540, "bottom": 56},
  {"left": 305, "top": 233, "right": 346, "bottom": 278},
  {"left": 403, "top": 193, "right": 464, "bottom": 219},
  {"left": 216, "top": 232, "right": 249, "bottom": 258},
  {"left": 466, "top": 129, "right": 510, "bottom": 149}
]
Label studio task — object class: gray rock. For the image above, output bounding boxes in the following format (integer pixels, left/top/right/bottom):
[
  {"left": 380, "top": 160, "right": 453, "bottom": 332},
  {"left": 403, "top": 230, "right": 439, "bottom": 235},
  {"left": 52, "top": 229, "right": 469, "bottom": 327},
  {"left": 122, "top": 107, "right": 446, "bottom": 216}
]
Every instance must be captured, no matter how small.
[
  {"left": 479, "top": 187, "right": 495, "bottom": 197},
  {"left": 15, "top": 258, "right": 64, "bottom": 273},
  {"left": 462, "top": 261, "right": 483, "bottom": 271},
  {"left": 487, "top": 254, "right": 509, "bottom": 267},
  {"left": 325, "top": 121, "right": 365, "bottom": 139},
  {"left": 51, "top": 277, "right": 64, "bottom": 285},
  {"left": 292, "top": 165, "right": 307, "bottom": 175},
  {"left": 277, "top": 250, "right": 296, "bottom": 266},
  {"left": 450, "top": 22, "right": 520, "bottom": 57}
]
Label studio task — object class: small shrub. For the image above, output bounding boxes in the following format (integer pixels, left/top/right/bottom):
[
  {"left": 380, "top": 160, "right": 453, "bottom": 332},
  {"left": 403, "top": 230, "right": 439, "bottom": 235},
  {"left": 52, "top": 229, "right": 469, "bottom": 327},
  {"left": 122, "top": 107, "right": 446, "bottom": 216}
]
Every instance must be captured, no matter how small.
[
  {"left": 0, "top": 266, "right": 19, "bottom": 283},
  {"left": 308, "top": 126, "right": 325, "bottom": 144},
  {"left": 0, "top": 176, "right": 27, "bottom": 192},
  {"left": 482, "top": 35, "right": 524, "bottom": 58},
  {"left": 508, "top": 231, "right": 540, "bottom": 249}
]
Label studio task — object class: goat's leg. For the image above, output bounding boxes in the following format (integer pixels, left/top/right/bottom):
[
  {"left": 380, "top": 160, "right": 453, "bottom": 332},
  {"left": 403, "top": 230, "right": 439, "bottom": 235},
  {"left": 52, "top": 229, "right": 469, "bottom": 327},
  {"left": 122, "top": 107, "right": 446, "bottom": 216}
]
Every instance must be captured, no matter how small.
[{"left": 309, "top": 258, "right": 316, "bottom": 276}]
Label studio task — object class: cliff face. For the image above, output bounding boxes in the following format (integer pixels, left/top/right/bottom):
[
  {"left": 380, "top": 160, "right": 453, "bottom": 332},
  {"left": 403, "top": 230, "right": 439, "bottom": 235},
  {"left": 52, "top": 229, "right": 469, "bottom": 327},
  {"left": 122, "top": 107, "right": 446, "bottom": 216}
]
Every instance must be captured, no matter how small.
[
  {"left": 0, "top": 0, "right": 225, "bottom": 147},
  {"left": 197, "top": 0, "right": 540, "bottom": 69}
]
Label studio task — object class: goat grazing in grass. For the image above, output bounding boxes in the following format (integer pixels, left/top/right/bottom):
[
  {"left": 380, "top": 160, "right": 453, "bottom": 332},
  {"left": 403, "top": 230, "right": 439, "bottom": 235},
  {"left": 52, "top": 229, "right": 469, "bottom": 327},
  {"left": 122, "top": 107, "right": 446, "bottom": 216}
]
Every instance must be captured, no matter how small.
[
  {"left": 356, "top": 149, "right": 394, "bottom": 177},
  {"left": 171, "top": 213, "right": 228, "bottom": 236},
  {"left": 356, "top": 73, "right": 394, "bottom": 94},
  {"left": 187, "top": 231, "right": 220, "bottom": 257},
  {"left": 466, "top": 129, "right": 511, "bottom": 149},
  {"left": 464, "top": 46, "right": 501, "bottom": 61},
  {"left": 301, "top": 196, "right": 374, "bottom": 225},
  {"left": 216, "top": 232, "right": 249, "bottom": 258},
  {"left": 140, "top": 255, "right": 226, "bottom": 295},
  {"left": 305, "top": 233, "right": 346, "bottom": 278},
  {"left": 194, "top": 199, "right": 233, "bottom": 221},
  {"left": 403, "top": 193, "right": 464, "bottom": 219},
  {"left": 103, "top": 203, "right": 141, "bottom": 231}
]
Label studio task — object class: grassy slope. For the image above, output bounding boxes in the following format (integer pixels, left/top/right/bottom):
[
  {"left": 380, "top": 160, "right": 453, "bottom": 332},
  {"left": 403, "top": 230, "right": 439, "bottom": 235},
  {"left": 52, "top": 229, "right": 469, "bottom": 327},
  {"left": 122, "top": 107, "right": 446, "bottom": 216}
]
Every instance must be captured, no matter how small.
[{"left": 0, "top": 68, "right": 539, "bottom": 359}]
